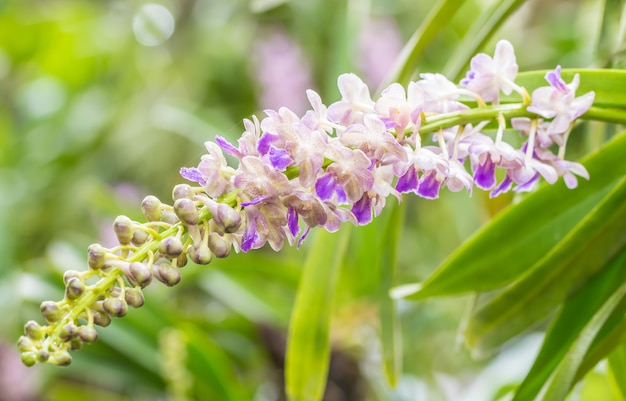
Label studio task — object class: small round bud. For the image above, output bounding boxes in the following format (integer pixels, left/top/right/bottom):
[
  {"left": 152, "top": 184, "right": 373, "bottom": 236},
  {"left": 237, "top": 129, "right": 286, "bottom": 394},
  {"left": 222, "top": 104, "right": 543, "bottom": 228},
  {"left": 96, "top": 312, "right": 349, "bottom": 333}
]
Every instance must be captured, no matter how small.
[
  {"left": 63, "top": 270, "right": 81, "bottom": 285},
  {"left": 125, "top": 287, "right": 145, "bottom": 308},
  {"left": 17, "top": 336, "right": 34, "bottom": 352},
  {"left": 103, "top": 297, "right": 128, "bottom": 318},
  {"left": 87, "top": 244, "right": 107, "bottom": 270},
  {"left": 172, "top": 184, "right": 194, "bottom": 201},
  {"left": 161, "top": 209, "right": 179, "bottom": 225},
  {"left": 208, "top": 233, "right": 231, "bottom": 258},
  {"left": 24, "top": 320, "right": 44, "bottom": 341},
  {"left": 189, "top": 243, "right": 212, "bottom": 265},
  {"left": 78, "top": 326, "right": 99, "bottom": 343},
  {"left": 113, "top": 215, "right": 134, "bottom": 245},
  {"left": 128, "top": 262, "right": 152, "bottom": 288},
  {"left": 40, "top": 301, "right": 64, "bottom": 323},
  {"left": 174, "top": 198, "right": 199, "bottom": 226},
  {"left": 59, "top": 323, "right": 78, "bottom": 342},
  {"left": 213, "top": 204, "right": 242, "bottom": 233},
  {"left": 65, "top": 277, "right": 85, "bottom": 301},
  {"left": 49, "top": 351, "right": 72, "bottom": 366},
  {"left": 158, "top": 237, "right": 183, "bottom": 258},
  {"left": 154, "top": 263, "right": 182, "bottom": 287},
  {"left": 93, "top": 311, "right": 111, "bottom": 327},
  {"left": 21, "top": 352, "right": 38, "bottom": 367},
  {"left": 37, "top": 349, "right": 50, "bottom": 362},
  {"left": 70, "top": 339, "right": 83, "bottom": 351},
  {"left": 142, "top": 195, "right": 162, "bottom": 222},
  {"left": 176, "top": 254, "right": 188, "bottom": 268},
  {"left": 131, "top": 230, "right": 150, "bottom": 246}
]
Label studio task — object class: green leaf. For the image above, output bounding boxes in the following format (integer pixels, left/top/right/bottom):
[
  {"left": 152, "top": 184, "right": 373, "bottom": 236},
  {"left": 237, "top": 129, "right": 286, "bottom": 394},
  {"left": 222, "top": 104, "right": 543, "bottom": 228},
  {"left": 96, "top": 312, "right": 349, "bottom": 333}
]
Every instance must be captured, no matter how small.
[
  {"left": 511, "top": 250, "right": 626, "bottom": 401},
  {"left": 380, "top": 0, "right": 466, "bottom": 89},
  {"left": 285, "top": 228, "right": 351, "bottom": 401},
  {"left": 443, "top": 0, "right": 527, "bottom": 81},
  {"left": 608, "top": 342, "right": 626, "bottom": 399},
  {"left": 393, "top": 130, "right": 626, "bottom": 301},
  {"left": 464, "top": 174, "right": 626, "bottom": 354},
  {"left": 539, "top": 283, "right": 626, "bottom": 401},
  {"left": 184, "top": 323, "right": 250, "bottom": 401},
  {"left": 378, "top": 202, "right": 405, "bottom": 387}
]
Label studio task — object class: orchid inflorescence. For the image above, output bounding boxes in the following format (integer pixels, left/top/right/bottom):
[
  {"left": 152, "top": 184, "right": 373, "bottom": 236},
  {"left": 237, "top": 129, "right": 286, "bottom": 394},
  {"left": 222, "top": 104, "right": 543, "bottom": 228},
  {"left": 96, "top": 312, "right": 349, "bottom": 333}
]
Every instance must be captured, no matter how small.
[{"left": 18, "top": 40, "right": 594, "bottom": 366}]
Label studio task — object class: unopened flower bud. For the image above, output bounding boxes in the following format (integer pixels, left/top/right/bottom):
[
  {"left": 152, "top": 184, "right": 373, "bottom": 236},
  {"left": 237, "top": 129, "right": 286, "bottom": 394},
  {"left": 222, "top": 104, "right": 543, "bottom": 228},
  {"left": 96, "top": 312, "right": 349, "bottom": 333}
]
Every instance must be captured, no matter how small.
[
  {"left": 78, "top": 326, "right": 99, "bottom": 343},
  {"left": 24, "top": 320, "right": 43, "bottom": 341},
  {"left": 159, "top": 237, "right": 183, "bottom": 258},
  {"left": 17, "top": 336, "right": 34, "bottom": 352},
  {"left": 132, "top": 230, "right": 150, "bottom": 246},
  {"left": 59, "top": 323, "right": 78, "bottom": 342},
  {"left": 70, "top": 339, "right": 82, "bottom": 351},
  {"left": 208, "top": 233, "right": 231, "bottom": 258},
  {"left": 65, "top": 277, "right": 85, "bottom": 300},
  {"left": 63, "top": 270, "right": 81, "bottom": 285},
  {"left": 128, "top": 262, "right": 152, "bottom": 288},
  {"left": 40, "top": 301, "right": 64, "bottom": 323},
  {"left": 213, "top": 204, "right": 242, "bottom": 233},
  {"left": 172, "top": 184, "right": 194, "bottom": 200},
  {"left": 142, "top": 195, "right": 162, "bottom": 222},
  {"left": 21, "top": 352, "right": 38, "bottom": 367},
  {"left": 93, "top": 310, "right": 111, "bottom": 327},
  {"left": 37, "top": 349, "right": 50, "bottom": 362},
  {"left": 87, "top": 244, "right": 107, "bottom": 270},
  {"left": 176, "top": 254, "right": 188, "bottom": 268},
  {"left": 189, "top": 243, "right": 212, "bottom": 265},
  {"left": 174, "top": 198, "right": 199, "bottom": 226},
  {"left": 125, "top": 287, "right": 145, "bottom": 308},
  {"left": 113, "top": 215, "right": 134, "bottom": 245},
  {"left": 103, "top": 297, "right": 128, "bottom": 318},
  {"left": 154, "top": 262, "right": 182, "bottom": 287},
  {"left": 161, "top": 209, "right": 179, "bottom": 225},
  {"left": 49, "top": 351, "right": 72, "bottom": 366}
]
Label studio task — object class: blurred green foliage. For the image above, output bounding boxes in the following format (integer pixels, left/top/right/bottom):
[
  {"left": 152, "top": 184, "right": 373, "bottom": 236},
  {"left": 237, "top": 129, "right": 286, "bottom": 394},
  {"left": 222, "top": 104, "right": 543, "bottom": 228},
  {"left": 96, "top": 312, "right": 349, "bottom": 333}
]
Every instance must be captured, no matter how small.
[{"left": 2, "top": 0, "right": 625, "bottom": 400}]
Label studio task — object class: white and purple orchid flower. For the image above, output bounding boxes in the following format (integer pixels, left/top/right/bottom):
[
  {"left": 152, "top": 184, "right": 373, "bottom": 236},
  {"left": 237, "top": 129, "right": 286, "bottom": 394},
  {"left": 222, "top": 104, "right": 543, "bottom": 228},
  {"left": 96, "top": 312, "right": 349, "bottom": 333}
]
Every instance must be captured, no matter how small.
[{"left": 180, "top": 40, "right": 594, "bottom": 252}]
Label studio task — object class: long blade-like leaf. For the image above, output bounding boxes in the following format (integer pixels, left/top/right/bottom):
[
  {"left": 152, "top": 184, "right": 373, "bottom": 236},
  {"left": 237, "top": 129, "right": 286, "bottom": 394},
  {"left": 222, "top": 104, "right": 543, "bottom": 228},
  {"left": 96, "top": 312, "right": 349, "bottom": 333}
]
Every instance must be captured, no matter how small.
[
  {"left": 393, "top": 130, "right": 626, "bottom": 301},
  {"left": 512, "top": 250, "right": 626, "bottom": 401},
  {"left": 609, "top": 343, "right": 626, "bottom": 399},
  {"left": 465, "top": 175, "right": 626, "bottom": 354},
  {"left": 539, "top": 283, "right": 626, "bottom": 401},
  {"left": 285, "top": 228, "right": 351, "bottom": 401},
  {"left": 443, "top": 0, "right": 527, "bottom": 81},
  {"left": 378, "top": 202, "right": 405, "bottom": 387},
  {"left": 380, "top": 0, "right": 466, "bottom": 89}
]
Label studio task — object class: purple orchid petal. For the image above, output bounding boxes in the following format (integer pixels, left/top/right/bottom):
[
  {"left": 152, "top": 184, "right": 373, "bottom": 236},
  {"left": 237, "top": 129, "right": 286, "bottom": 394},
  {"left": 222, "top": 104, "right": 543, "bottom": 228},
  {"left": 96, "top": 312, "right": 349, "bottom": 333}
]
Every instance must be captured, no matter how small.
[
  {"left": 490, "top": 175, "right": 513, "bottom": 198},
  {"left": 473, "top": 157, "right": 496, "bottom": 190},
  {"left": 215, "top": 136, "right": 241, "bottom": 158},
  {"left": 336, "top": 186, "right": 347, "bottom": 204},
  {"left": 352, "top": 194, "right": 372, "bottom": 225},
  {"left": 180, "top": 167, "right": 206, "bottom": 185},
  {"left": 287, "top": 207, "right": 299, "bottom": 237},
  {"left": 297, "top": 226, "right": 311, "bottom": 249},
  {"left": 315, "top": 174, "right": 337, "bottom": 201},
  {"left": 545, "top": 66, "right": 568, "bottom": 92},
  {"left": 241, "top": 195, "right": 273, "bottom": 207},
  {"left": 396, "top": 166, "right": 418, "bottom": 193},
  {"left": 268, "top": 147, "right": 294, "bottom": 171},
  {"left": 515, "top": 173, "right": 539, "bottom": 193},
  {"left": 241, "top": 226, "right": 259, "bottom": 252},
  {"left": 257, "top": 132, "right": 280, "bottom": 155},
  {"left": 417, "top": 171, "right": 441, "bottom": 199}
]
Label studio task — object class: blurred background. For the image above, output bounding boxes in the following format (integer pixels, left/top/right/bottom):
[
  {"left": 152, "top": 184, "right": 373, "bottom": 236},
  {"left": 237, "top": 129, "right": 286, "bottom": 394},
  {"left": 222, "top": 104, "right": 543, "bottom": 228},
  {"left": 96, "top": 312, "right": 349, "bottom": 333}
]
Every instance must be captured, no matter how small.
[{"left": 0, "top": 0, "right": 622, "bottom": 400}]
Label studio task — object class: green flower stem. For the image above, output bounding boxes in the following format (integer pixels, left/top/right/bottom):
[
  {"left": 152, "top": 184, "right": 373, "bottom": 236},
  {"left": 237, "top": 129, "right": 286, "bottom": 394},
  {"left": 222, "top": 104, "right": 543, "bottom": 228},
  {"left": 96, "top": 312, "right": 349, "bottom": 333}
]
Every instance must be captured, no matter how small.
[
  {"left": 582, "top": 106, "right": 626, "bottom": 125},
  {"left": 419, "top": 103, "right": 534, "bottom": 135}
]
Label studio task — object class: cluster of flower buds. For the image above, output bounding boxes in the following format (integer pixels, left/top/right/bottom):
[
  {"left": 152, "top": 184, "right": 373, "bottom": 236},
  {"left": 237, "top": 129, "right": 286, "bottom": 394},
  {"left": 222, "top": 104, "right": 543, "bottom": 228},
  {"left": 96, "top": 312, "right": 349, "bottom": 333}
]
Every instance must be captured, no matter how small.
[
  {"left": 19, "top": 40, "right": 594, "bottom": 366},
  {"left": 18, "top": 183, "right": 233, "bottom": 366}
]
